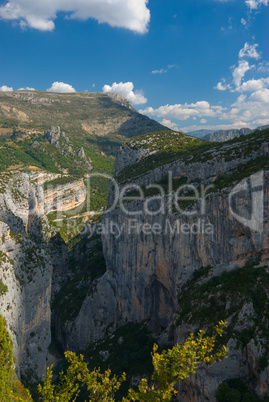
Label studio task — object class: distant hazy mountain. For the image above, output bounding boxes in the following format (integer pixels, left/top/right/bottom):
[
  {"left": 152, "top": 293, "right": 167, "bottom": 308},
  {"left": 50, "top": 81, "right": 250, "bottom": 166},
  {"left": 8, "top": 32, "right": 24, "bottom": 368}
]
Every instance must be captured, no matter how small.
[
  {"left": 203, "top": 128, "right": 252, "bottom": 142},
  {"left": 255, "top": 125, "right": 269, "bottom": 131},
  {"left": 185, "top": 129, "right": 214, "bottom": 138},
  {"left": 187, "top": 124, "right": 269, "bottom": 142}
]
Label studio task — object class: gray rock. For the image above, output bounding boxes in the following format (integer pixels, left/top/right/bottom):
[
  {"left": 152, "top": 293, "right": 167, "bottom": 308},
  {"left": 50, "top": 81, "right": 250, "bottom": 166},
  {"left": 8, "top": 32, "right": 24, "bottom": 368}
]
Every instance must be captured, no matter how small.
[
  {"left": 77, "top": 147, "right": 86, "bottom": 159},
  {"left": 45, "top": 126, "right": 61, "bottom": 144}
]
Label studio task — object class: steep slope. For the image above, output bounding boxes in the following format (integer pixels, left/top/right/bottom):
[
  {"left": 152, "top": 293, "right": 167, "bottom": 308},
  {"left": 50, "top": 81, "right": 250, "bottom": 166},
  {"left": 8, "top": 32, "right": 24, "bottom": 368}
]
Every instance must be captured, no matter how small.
[
  {"left": 0, "top": 171, "right": 68, "bottom": 383},
  {"left": 0, "top": 90, "right": 168, "bottom": 166},
  {"left": 0, "top": 91, "right": 169, "bottom": 241},
  {"left": 53, "top": 128, "right": 269, "bottom": 400}
]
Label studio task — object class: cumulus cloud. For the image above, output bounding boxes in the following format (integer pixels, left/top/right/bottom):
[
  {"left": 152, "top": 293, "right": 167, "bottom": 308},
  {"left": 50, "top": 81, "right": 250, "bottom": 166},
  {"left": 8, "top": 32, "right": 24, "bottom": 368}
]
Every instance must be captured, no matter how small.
[
  {"left": 18, "top": 87, "right": 36, "bottom": 91},
  {"left": 215, "top": 79, "right": 231, "bottom": 91},
  {"left": 245, "top": 0, "right": 269, "bottom": 10},
  {"left": 218, "top": 90, "right": 269, "bottom": 123},
  {"left": 232, "top": 60, "right": 252, "bottom": 87},
  {"left": 140, "top": 101, "right": 223, "bottom": 121},
  {"left": 160, "top": 119, "right": 180, "bottom": 131},
  {"left": 102, "top": 82, "right": 147, "bottom": 105},
  {"left": 250, "top": 88, "right": 269, "bottom": 103},
  {"left": 239, "top": 42, "right": 261, "bottom": 60},
  {"left": 0, "top": 0, "right": 150, "bottom": 33},
  {"left": 215, "top": 82, "right": 227, "bottom": 91},
  {"left": 241, "top": 18, "right": 247, "bottom": 25},
  {"left": 154, "top": 40, "right": 269, "bottom": 133},
  {"left": 0, "top": 85, "right": 13, "bottom": 92},
  {"left": 47, "top": 81, "right": 76, "bottom": 93},
  {"left": 237, "top": 77, "right": 269, "bottom": 92}
]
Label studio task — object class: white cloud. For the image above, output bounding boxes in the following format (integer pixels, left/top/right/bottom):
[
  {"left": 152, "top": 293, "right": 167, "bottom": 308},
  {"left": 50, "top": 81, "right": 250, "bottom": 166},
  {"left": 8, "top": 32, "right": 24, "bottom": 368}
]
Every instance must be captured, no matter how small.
[
  {"left": 258, "top": 61, "right": 269, "bottom": 72},
  {"left": 160, "top": 119, "right": 180, "bottom": 131},
  {"left": 0, "top": 85, "right": 13, "bottom": 92},
  {"left": 102, "top": 82, "right": 147, "bottom": 105},
  {"left": 250, "top": 88, "right": 269, "bottom": 103},
  {"left": 215, "top": 82, "right": 227, "bottom": 91},
  {"left": 239, "top": 42, "right": 261, "bottom": 60},
  {"left": 151, "top": 64, "right": 175, "bottom": 75},
  {"left": 18, "top": 87, "right": 36, "bottom": 91},
  {"left": 218, "top": 90, "right": 269, "bottom": 122},
  {"left": 237, "top": 77, "right": 269, "bottom": 92},
  {"left": 215, "top": 79, "right": 231, "bottom": 91},
  {"left": 0, "top": 0, "right": 150, "bottom": 33},
  {"left": 232, "top": 60, "right": 252, "bottom": 87},
  {"left": 152, "top": 68, "right": 167, "bottom": 75},
  {"left": 245, "top": 0, "right": 269, "bottom": 10},
  {"left": 200, "top": 119, "right": 207, "bottom": 124},
  {"left": 47, "top": 81, "right": 76, "bottom": 93},
  {"left": 140, "top": 101, "right": 223, "bottom": 121},
  {"left": 241, "top": 18, "right": 247, "bottom": 25}
]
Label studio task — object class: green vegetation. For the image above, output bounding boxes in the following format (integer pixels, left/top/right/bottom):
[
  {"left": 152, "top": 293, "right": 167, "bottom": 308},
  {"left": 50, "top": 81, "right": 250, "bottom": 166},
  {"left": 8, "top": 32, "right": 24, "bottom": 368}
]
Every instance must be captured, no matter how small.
[
  {"left": 83, "top": 323, "right": 156, "bottom": 399},
  {"left": 0, "top": 134, "right": 89, "bottom": 176},
  {"left": 38, "top": 321, "right": 227, "bottom": 401},
  {"left": 216, "top": 379, "right": 268, "bottom": 401},
  {"left": 127, "top": 130, "right": 201, "bottom": 153},
  {"left": 42, "top": 176, "right": 78, "bottom": 190},
  {"left": 0, "top": 314, "right": 32, "bottom": 401},
  {"left": 0, "top": 279, "right": 8, "bottom": 296},
  {"left": 0, "top": 91, "right": 164, "bottom": 175},
  {"left": 209, "top": 156, "right": 269, "bottom": 193},
  {"left": 117, "top": 128, "right": 269, "bottom": 183},
  {"left": 177, "top": 261, "right": 269, "bottom": 353},
  {"left": 53, "top": 236, "right": 106, "bottom": 322}
]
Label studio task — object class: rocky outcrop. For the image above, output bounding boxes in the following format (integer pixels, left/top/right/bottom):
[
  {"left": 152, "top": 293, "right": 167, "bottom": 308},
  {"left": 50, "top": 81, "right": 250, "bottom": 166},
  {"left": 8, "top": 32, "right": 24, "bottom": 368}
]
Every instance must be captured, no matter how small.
[
  {"left": 114, "top": 144, "right": 150, "bottom": 175},
  {"left": 45, "top": 126, "right": 74, "bottom": 155},
  {"left": 44, "top": 178, "right": 86, "bottom": 213},
  {"left": 0, "top": 220, "right": 52, "bottom": 379},
  {"left": 77, "top": 147, "right": 86, "bottom": 159},
  {"left": 45, "top": 126, "right": 61, "bottom": 144},
  {"left": 0, "top": 172, "right": 68, "bottom": 379}
]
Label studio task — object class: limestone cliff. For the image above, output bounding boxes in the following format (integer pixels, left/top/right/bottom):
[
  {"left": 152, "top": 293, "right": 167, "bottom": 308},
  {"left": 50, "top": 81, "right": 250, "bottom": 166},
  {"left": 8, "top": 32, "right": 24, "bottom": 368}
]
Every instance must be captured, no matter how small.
[
  {"left": 44, "top": 178, "right": 86, "bottom": 214},
  {"left": 54, "top": 128, "right": 269, "bottom": 400},
  {"left": 0, "top": 171, "right": 72, "bottom": 380}
]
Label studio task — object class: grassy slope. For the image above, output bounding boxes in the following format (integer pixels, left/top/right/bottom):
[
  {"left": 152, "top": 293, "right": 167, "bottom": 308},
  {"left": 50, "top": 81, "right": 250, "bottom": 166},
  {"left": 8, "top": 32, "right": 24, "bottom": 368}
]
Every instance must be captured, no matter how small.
[
  {"left": 117, "top": 128, "right": 269, "bottom": 183},
  {"left": 0, "top": 91, "right": 168, "bottom": 240},
  {"left": 0, "top": 90, "right": 168, "bottom": 172}
]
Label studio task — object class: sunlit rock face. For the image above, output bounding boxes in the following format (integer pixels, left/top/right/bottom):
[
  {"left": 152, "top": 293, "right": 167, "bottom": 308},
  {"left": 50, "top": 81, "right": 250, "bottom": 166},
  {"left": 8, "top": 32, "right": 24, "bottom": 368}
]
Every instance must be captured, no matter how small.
[
  {"left": 0, "top": 171, "right": 68, "bottom": 379},
  {"left": 56, "top": 130, "right": 269, "bottom": 400},
  {"left": 44, "top": 178, "right": 86, "bottom": 213}
]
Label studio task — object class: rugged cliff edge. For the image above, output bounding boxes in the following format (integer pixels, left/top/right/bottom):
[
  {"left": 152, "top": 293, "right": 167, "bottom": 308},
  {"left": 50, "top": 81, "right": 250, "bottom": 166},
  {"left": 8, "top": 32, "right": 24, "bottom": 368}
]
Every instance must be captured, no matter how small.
[
  {"left": 1, "top": 125, "right": 269, "bottom": 400},
  {"left": 0, "top": 171, "right": 85, "bottom": 381},
  {"left": 54, "top": 128, "right": 269, "bottom": 400}
]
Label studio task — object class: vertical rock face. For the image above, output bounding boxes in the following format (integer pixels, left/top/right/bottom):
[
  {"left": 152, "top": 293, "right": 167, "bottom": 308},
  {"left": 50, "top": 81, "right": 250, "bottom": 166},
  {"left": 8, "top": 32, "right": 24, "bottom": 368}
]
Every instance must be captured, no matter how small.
[
  {"left": 58, "top": 130, "right": 269, "bottom": 400},
  {"left": 0, "top": 171, "right": 68, "bottom": 379},
  {"left": 44, "top": 178, "right": 86, "bottom": 213},
  {"left": 101, "top": 175, "right": 268, "bottom": 332}
]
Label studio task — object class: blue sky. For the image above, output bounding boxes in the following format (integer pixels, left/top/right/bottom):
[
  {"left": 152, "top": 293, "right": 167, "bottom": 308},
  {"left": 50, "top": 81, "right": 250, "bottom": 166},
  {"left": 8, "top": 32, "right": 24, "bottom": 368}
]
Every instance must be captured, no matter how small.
[{"left": 0, "top": 0, "right": 268, "bottom": 132}]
